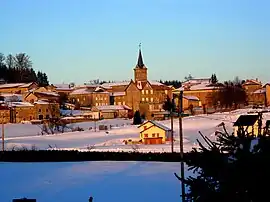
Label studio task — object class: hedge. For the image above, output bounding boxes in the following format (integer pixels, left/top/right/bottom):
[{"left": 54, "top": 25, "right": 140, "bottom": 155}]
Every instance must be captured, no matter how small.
[{"left": 0, "top": 150, "right": 190, "bottom": 162}]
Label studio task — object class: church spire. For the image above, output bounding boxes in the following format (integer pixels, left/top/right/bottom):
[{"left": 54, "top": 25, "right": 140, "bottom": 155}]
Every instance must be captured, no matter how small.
[{"left": 137, "top": 43, "right": 144, "bottom": 68}]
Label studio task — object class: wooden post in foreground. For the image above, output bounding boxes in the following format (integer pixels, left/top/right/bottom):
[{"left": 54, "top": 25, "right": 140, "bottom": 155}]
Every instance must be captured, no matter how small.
[
  {"left": 171, "top": 109, "right": 174, "bottom": 153},
  {"left": 178, "top": 90, "right": 185, "bottom": 201}
]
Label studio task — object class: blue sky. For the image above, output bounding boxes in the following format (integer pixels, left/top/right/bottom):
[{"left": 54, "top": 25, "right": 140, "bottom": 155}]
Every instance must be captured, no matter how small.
[{"left": 1, "top": 0, "right": 269, "bottom": 84}]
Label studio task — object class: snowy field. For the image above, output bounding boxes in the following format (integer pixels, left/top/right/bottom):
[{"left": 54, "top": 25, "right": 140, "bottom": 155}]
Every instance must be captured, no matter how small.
[
  {"left": 2, "top": 108, "right": 270, "bottom": 152},
  {"left": 0, "top": 161, "right": 191, "bottom": 202}
]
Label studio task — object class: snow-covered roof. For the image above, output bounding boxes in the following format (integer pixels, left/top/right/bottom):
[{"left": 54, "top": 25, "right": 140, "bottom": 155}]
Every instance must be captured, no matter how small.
[
  {"left": 253, "top": 88, "right": 266, "bottom": 94},
  {"left": 189, "top": 83, "right": 220, "bottom": 90},
  {"left": 0, "top": 82, "right": 34, "bottom": 89},
  {"left": 101, "top": 81, "right": 130, "bottom": 89},
  {"left": 141, "top": 120, "right": 171, "bottom": 131},
  {"left": 95, "top": 105, "right": 131, "bottom": 111},
  {"left": 20, "top": 82, "right": 36, "bottom": 88},
  {"left": 70, "top": 88, "right": 94, "bottom": 95},
  {"left": 148, "top": 80, "right": 165, "bottom": 86},
  {"left": 174, "top": 87, "right": 184, "bottom": 91},
  {"left": 36, "top": 91, "right": 60, "bottom": 97},
  {"left": 0, "top": 93, "right": 23, "bottom": 101},
  {"left": 110, "top": 92, "right": 126, "bottom": 96},
  {"left": 243, "top": 79, "right": 261, "bottom": 86},
  {"left": 182, "top": 78, "right": 211, "bottom": 85},
  {"left": 8, "top": 102, "right": 34, "bottom": 107},
  {"left": 34, "top": 100, "right": 50, "bottom": 105},
  {"left": 54, "top": 84, "right": 75, "bottom": 90},
  {"left": 183, "top": 95, "right": 200, "bottom": 101}
]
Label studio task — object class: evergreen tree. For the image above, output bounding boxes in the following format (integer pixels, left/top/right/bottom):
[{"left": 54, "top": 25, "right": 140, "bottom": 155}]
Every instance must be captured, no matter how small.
[
  {"left": 163, "top": 95, "right": 175, "bottom": 111},
  {"left": 176, "top": 119, "right": 270, "bottom": 202},
  {"left": 0, "top": 53, "right": 49, "bottom": 84},
  {"left": 211, "top": 74, "right": 218, "bottom": 84},
  {"left": 37, "top": 71, "right": 49, "bottom": 87},
  {"left": 133, "top": 110, "right": 142, "bottom": 125}
]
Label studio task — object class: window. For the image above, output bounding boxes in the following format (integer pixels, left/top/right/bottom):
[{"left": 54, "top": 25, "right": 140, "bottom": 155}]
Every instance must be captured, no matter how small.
[
  {"left": 142, "top": 90, "right": 145, "bottom": 94},
  {"left": 151, "top": 98, "right": 153, "bottom": 102},
  {"left": 118, "top": 102, "right": 121, "bottom": 105},
  {"left": 142, "top": 98, "right": 145, "bottom": 102},
  {"left": 146, "top": 90, "right": 149, "bottom": 94},
  {"left": 152, "top": 133, "right": 156, "bottom": 137},
  {"left": 101, "top": 97, "right": 103, "bottom": 100},
  {"left": 77, "top": 98, "right": 80, "bottom": 102},
  {"left": 96, "top": 103, "right": 98, "bottom": 106},
  {"left": 30, "top": 116, "right": 32, "bottom": 120},
  {"left": 146, "top": 98, "right": 149, "bottom": 102},
  {"left": 150, "top": 90, "right": 153, "bottom": 94},
  {"left": 96, "top": 97, "right": 98, "bottom": 100},
  {"left": 46, "top": 115, "right": 50, "bottom": 119},
  {"left": 144, "top": 126, "right": 147, "bottom": 130},
  {"left": 104, "top": 97, "right": 107, "bottom": 100},
  {"left": 83, "top": 97, "right": 86, "bottom": 101},
  {"left": 38, "top": 109, "right": 41, "bottom": 112},
  {"left": 144, "top": 134, "right": 148, "bottom": 138},
  {"left": 165, "top": 90, "right": 168, "bottom": 94},
  {"left": 157, "top": 133, "right": 159, "bottom": 137}
]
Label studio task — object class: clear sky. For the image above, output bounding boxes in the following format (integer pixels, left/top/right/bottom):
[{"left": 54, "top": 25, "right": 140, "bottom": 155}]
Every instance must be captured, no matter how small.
[{"left": 1, "top": 0, "right": 269, "bottom": 84}]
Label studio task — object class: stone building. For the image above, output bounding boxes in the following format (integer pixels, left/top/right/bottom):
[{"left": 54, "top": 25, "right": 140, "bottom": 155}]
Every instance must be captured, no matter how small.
[
  {"left": 0, "top": 105, "right": 10, "bottom": 123},
  {"left": 68, "top": 88, "right": 110, "bottom": 107}
]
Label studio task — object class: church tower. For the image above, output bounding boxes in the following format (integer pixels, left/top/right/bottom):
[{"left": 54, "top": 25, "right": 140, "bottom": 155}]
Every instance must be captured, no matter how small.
[{"left": 134, "top": 44, "right": 148, "bottom": 83}]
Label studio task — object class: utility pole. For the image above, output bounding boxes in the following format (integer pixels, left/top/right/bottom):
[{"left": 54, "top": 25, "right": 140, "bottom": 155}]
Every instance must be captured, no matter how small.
[
  {"left": 2, "top": 121, "right": 4, "bottom": 152},
  {"left": 178, "top": 90, "right": 185, "bottom": 201},
  {"left": 170, "top": 108, "right": 174, "bottom": 153},
  {"left": 258, "top": 112, "right": 262, "bottom": 136}
]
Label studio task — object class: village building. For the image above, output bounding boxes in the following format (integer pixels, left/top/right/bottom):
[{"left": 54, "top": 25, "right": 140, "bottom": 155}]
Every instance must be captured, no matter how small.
[
  {"left": 242, "top": 79, "right": 264, "bottom": 106},
  {"left": 264, "top": 83, "right": 270, "bottom": 107},
  {"left": 53, "top": 84, "right": 75, "bottom": 96},
  {"left": 0, "top": 105, "right": 10, "bottom": 123},
  {"left": 138, "top": 120, "right": 171, "bottom": 144},
  {"left": 91, "top": 105, "right": 132, "bottom": 119},
  {"left": 173, "top": 78, "right": 223, "bottom": 109},
  {"left": 68, "top": 87, "right": 110, "bottom": 107},
  {"left": 0, "top": 82, "right": 37, "bottom": 94},
  {"left": 173, "top": 95, "right": 200, "bottom": 112},
  {"left": 24, "top": 91, "right": 60, "bottom": 103},
  {"left": 233, "top": 114, "right": 259, "bottom": 136},
  {"left": 9, "top": 102, "right": 35, "bottom": 123},
  {"left": 34, "top": 100, "right": 60, "bottom": 120}
]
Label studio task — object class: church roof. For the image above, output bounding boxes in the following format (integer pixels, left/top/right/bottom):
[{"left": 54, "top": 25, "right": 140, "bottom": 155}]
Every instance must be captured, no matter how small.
[{"left": 137, "top": 49, "right": 144, "bottom": 68}]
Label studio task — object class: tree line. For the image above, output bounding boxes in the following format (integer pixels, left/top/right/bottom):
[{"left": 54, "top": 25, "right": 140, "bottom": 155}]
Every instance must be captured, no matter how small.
[{"left": 0, "top": 53, "right": 49, "bottom": 86}]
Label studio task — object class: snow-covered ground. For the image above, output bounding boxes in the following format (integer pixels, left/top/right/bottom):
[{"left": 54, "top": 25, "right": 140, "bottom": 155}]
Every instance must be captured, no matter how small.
[
  {"left": 0, "top": 161, "right": 191, "bottom": 202},
  {"left": 2, "top": 108, "right": 270, "bottom": 152}
]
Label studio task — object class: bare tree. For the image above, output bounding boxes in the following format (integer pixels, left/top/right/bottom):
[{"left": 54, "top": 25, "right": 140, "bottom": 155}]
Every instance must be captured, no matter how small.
[
  {"left": 14, "top": 53, "right": 32, "bottom": 69},
  {"left": 0, "top": 53, "right": 5, "bottom": 65},
  {"left": 5, "top": 54, "right": 14, "bottom": 69}
]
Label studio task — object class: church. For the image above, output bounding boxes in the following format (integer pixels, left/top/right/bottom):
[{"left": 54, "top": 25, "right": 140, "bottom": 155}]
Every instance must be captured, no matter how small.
[{"left": 99, "top": 46, "right": 173, "bottom": 119}]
